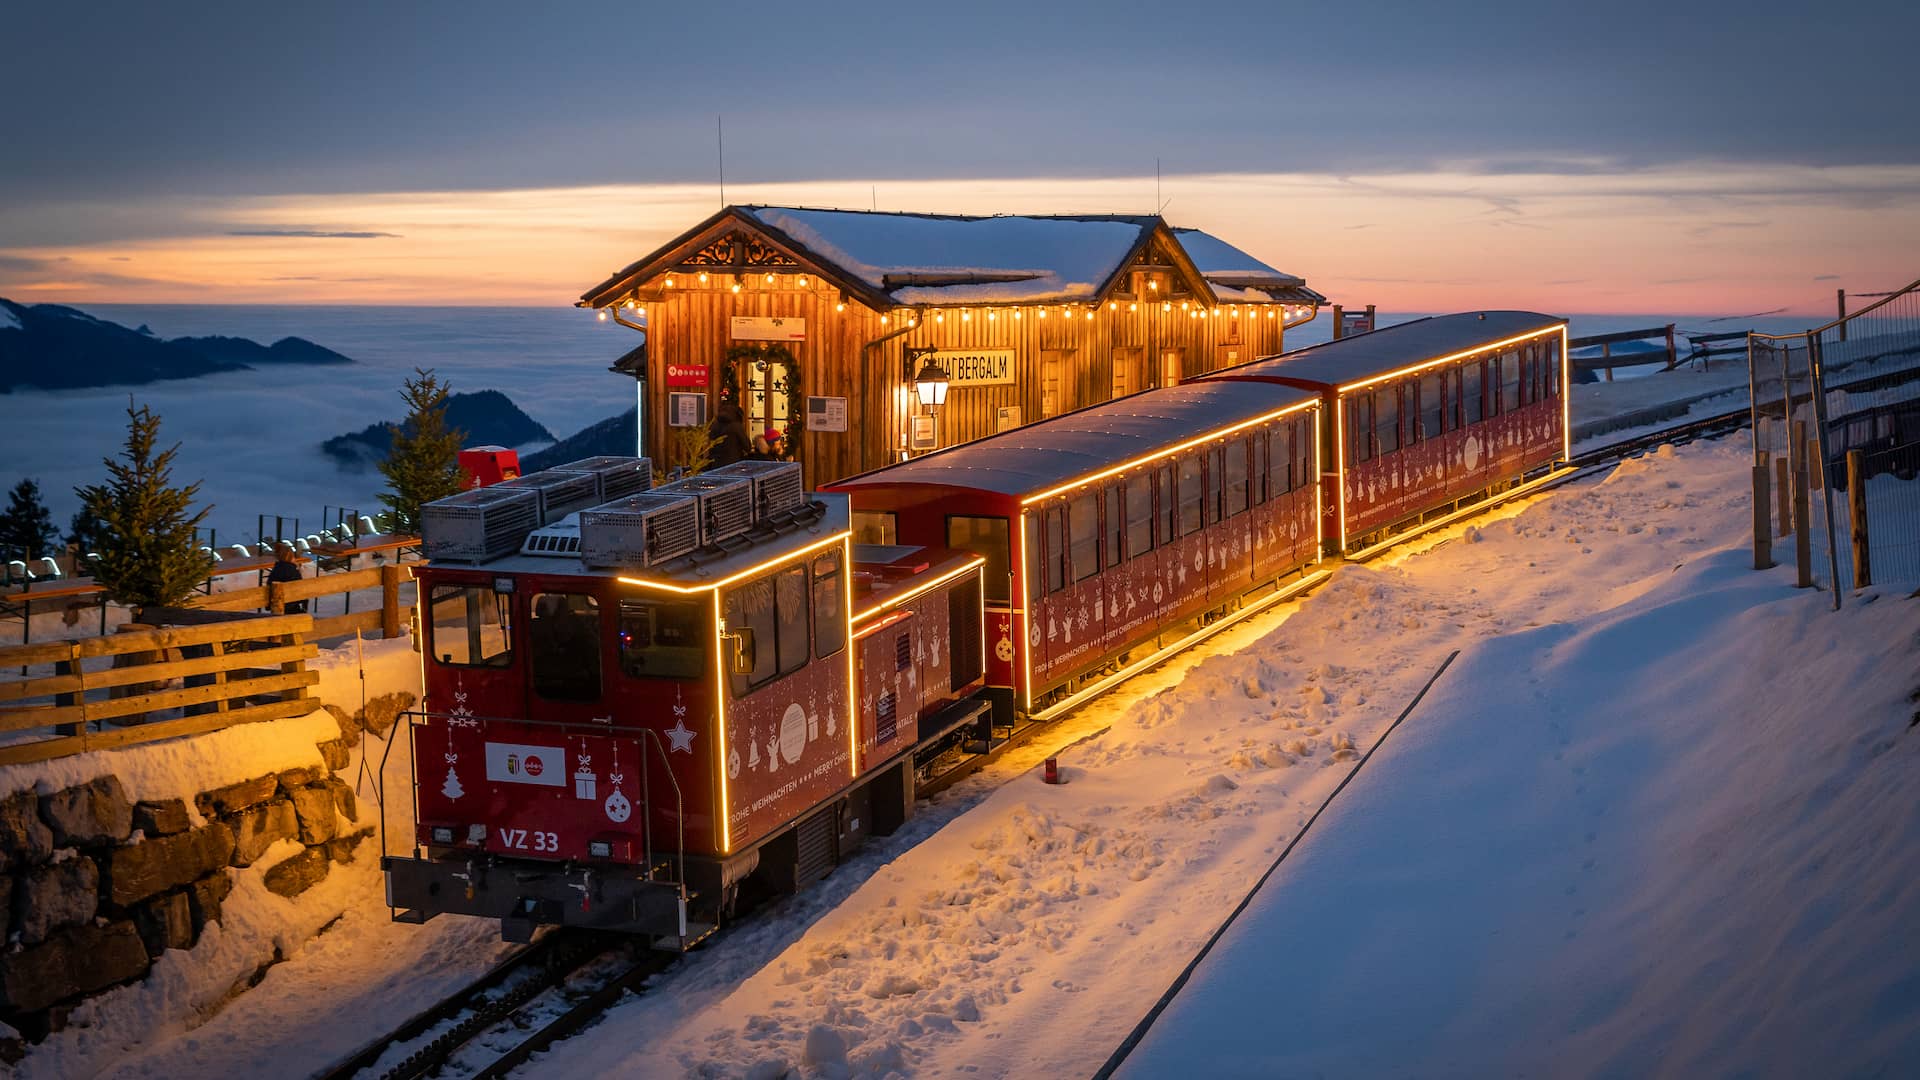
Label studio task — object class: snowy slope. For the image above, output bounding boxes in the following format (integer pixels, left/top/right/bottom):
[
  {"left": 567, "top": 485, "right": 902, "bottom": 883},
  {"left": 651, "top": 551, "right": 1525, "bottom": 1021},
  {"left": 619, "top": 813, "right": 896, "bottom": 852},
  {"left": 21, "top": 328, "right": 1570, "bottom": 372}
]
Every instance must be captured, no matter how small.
[
  {"left": 1123, "top": 547, "right": 1920, "bottom": 1076},
  {"left": 525, "top": 436, "right": 1830, "bottom": 1078}
]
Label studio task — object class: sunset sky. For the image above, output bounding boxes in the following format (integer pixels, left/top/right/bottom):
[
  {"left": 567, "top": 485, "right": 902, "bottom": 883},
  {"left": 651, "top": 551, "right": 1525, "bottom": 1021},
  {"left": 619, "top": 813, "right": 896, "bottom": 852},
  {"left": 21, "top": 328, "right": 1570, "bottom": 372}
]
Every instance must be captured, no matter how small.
[{"left": 5, "top": 1, "right": 1915, "bottom": 316}]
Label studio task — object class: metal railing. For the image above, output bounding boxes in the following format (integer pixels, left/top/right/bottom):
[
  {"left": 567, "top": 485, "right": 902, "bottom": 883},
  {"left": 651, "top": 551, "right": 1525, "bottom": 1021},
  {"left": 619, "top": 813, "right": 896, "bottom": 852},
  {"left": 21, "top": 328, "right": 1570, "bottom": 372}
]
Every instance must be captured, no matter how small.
[{"left": 1750, "top": 277, "right": 1920, "bottom": 602}]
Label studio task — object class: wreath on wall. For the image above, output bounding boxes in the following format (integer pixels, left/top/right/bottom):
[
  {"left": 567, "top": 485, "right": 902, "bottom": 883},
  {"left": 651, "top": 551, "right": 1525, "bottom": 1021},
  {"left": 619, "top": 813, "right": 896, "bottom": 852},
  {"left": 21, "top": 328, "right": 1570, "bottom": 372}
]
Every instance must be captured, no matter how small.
[{"left": 719, "top": 342, "right": 804, "bottom": 441}]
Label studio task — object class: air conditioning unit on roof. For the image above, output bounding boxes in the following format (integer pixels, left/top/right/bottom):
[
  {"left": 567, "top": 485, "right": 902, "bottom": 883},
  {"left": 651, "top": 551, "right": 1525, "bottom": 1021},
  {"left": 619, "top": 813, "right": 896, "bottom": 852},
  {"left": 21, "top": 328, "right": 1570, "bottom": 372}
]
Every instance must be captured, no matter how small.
[
  {"left": 579, "top": 493, "right": 699, "bottom": 568},
  {"left": 420, "top": 486, "right": 541, "bottom": 563},
  {"left": 497, "top": 469, "right": 601, "bottom": 525},
  {"left": 553, "top": 456, "right": 652, "bottom": 502},
  {"left": 706, "top": 460, "right": 805, "bottom": 521},
  {"left": 655, "top": 474, "right": 754, "bottom": 546}
]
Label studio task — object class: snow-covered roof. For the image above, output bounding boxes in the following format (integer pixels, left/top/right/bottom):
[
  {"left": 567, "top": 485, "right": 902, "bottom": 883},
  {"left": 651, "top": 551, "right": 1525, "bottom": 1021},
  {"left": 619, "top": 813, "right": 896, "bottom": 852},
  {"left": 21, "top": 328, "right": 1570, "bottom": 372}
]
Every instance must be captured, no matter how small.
[
  {"left": 825, "top": 381, "right": 1317, "bottom": 500},
  {"left": 579, "top": 207, "right": 1322, "bottom": 310},
  {"left": 1206, "top": 311, "right": 1566, "bottom": 389}
]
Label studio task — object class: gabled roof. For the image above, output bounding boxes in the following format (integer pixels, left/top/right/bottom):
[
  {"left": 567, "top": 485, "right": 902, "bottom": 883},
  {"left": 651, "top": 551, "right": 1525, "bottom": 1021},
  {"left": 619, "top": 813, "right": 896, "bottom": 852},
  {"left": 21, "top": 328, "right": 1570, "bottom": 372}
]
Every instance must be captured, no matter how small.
[
  {"left": 1174, "top": 228, "right": 1328, "bottom": 306},
  {"left": 1203, "top": 311, "right": 1565, "bottom": 390},
  {"left": 579, "top": 206, "right": 1320, "bottom": 311}
]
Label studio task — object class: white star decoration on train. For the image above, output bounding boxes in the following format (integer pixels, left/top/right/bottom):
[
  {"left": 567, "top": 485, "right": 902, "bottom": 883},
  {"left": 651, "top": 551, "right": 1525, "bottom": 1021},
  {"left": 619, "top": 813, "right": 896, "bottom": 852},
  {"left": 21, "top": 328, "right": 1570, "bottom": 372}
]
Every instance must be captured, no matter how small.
[{"left": 666, "top": 716, "right": 696, "bottom": 753}]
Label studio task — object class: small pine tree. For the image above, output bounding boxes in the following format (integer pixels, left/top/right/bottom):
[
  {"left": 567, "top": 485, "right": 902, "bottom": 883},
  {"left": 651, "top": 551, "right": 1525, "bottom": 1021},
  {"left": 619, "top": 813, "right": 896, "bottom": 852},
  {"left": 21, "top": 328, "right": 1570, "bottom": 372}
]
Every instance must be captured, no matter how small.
[
  {"left": 67, "top": 504, "right": 106, "bottom": 557},
  {"left": 0, "top": 478, "right": 59, "bottom": 564},
  {"left": 75, "top": 401, "right": 215, "bottom": 607},
  {"left": 379, "top": 368, "right": 467, "bottom": 533}
]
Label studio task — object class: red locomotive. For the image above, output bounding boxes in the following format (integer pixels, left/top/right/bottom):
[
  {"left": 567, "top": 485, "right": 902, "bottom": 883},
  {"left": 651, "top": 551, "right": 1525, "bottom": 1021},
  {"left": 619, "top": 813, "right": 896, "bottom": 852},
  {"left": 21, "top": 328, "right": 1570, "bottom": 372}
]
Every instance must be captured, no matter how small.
[{"left": 384, "top": 311, "right": 1571, "bottom": 945}]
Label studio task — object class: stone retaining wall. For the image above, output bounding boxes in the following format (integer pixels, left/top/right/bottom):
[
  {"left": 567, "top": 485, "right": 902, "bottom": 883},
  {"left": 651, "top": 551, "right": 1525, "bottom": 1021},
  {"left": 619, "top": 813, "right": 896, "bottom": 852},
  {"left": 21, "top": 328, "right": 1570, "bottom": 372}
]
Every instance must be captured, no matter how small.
[{"left": 0, "top": 689, "right": 415, "bottom": 1049}]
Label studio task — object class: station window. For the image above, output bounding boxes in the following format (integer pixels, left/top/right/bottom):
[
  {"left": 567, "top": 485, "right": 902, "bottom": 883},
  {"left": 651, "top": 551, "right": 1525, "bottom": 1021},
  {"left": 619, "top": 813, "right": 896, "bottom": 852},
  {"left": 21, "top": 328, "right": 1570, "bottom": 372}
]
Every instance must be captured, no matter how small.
[
  {"left": 1500, "top": 351, "right": 1522, "bottom": 414},
  {"left": 1178, "top": 455, "right": 1205, "bottom": 535},
  {"left": 618, "top": 598, "right": 705, "bottom": 680},
  {"left": 1271, "top": 423, "right": 1293, "bottom": 494},
  {"left": 811, "top": 551, "right": 845, "bottom": 659},
  {"left": 947, "top": 515, "right": 1011, "bottom": 604},
  {"left": 852, "top": 510, "right": 896, "bottom": 546},
  {"left": 1421, "top": 371, "right": 1445, "bottom": 439},
  {"left": 1463, "top": 361, "right": 1485, "bottom": 425},
  {"left": 1043, "top": 506, "right": 1067, "bottom": 594},
  {"left": 1107, "top": 486, "right": 1125, "bottom": 567},
  {"left": 1068, "top": 493, "right": 1100, "bottom": 582},
  {"left": 530, "top": 593, "right": 601, "bottom": 702},
  {"left": 1374, "top": 385, "right": 1400, "bottom": 455},
  {"left": 1224, "top": 439, "right": 1249, "bottom": 517},
  {"left": 1126, "top": 478, "right": 1154, "bottom": 557},
  {"left": 428, "top": 584, "right": 513, "bottom": 668}
]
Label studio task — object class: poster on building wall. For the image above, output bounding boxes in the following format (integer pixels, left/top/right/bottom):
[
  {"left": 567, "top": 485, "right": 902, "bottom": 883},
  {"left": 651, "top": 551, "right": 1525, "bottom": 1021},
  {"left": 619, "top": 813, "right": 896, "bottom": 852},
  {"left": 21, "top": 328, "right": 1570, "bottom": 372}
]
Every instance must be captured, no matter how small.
[
  {"left": 666, "top": 362, "right": 709, "bottom": 387},
  {"left": 910, "top": 414, "right": 937, "bottom": 451},
  {"left": 930, "top": 348, "right": 1015, "bottom": 387},
  {"left": 996, "top": 405, "right": 1022, "bottom": 432},
  {"left": 668, "top": 392, "right": 708, "bottom": 428},
  {"left": 730, "top": 315, "right": 807, "bottom": 341},
  {"left": 807, "top": 395, "right": 848, "bottom": 432}
]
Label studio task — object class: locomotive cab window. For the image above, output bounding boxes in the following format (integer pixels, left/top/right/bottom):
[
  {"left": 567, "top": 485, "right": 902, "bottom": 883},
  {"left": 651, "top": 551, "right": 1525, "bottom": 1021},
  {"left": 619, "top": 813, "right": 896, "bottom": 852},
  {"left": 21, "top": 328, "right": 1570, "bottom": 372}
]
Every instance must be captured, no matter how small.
[
  {"left": 811, "top": 552, "right": 845, "bottom": 658},
  {"left": 618, "top": 598, "right": 705, "bottom": 680},
  {"left": 947, "top": 515, "right": 1010, "bottom": 603},
  {"left": 428, "top": 584, "right": 513, "bottom": 668},
  {"left": 530, "top": 592, "right": 601, "bottom": 702},
  {"left": 722, "top": 565, "right": 811, "bottom": 696}
]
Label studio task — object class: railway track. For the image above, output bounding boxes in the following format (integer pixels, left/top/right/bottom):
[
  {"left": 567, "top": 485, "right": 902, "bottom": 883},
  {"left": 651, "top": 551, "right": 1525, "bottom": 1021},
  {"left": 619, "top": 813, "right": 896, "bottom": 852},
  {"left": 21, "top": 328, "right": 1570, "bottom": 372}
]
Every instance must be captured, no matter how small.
[{"left": 319, "top": 407, "right": 1753, "bottom": 1080}]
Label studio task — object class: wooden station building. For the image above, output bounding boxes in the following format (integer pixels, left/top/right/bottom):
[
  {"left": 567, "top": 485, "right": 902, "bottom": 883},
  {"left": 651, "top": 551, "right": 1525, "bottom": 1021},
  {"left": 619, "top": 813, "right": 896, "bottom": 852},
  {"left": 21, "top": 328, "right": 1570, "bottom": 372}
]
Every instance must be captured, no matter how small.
[{"left": 578, "top": 206, "right": 1325, "bottom": 488}]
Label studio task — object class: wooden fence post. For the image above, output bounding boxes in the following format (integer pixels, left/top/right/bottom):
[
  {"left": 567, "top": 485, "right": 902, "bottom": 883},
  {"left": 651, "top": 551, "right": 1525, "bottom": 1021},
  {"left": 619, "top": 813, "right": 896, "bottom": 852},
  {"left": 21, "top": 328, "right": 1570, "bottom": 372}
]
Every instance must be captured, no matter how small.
[
  {"left": 1847, "top": 449, "right": 1870, "bottom": 588},
  {"left": 1775, "top": 456, "right": 1791, "bottom": 537},
  {"left": 1753, "top": 463, "right": 1774, "bottom": 570},
  {"left": 381, "top": 563, "right": 405, "bottom": 639},
  {"left": 1792, "top": 421, "right": 1812, "bottom": 588},
  {"left": 267, "top": 581, "right": 286, "bottom": 615}
]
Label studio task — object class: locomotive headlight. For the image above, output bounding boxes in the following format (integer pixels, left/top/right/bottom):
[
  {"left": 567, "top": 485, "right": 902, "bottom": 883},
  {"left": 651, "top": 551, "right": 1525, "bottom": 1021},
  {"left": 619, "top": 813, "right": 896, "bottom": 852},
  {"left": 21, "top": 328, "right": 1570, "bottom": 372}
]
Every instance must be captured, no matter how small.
[
  {"left": 431, "top": 826, "right": 455, "bottom": 844},
  {"left": 588, "top": 840, "right": 612, "bottom": 858}
]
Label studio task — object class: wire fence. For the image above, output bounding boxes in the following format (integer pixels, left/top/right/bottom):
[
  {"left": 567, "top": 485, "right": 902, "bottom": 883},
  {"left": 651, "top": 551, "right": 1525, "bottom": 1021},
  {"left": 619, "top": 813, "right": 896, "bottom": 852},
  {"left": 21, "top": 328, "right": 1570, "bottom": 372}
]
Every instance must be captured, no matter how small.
[{"left": 1750, "top": 278, "right": 1920, "bottom": 602}]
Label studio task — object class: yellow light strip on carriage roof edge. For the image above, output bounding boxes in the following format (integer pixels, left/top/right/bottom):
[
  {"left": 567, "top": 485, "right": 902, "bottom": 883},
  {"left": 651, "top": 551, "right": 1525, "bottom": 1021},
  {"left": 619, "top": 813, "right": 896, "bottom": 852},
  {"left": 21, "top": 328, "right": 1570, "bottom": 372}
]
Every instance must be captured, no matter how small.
[
  {"left": 1020, "top": 399, "right": 1320, "bottom": 505},
  {"left": 710, "top": 589, "right": 732, "bottom": 854},
  {"left": 617, "top": 531, "right": 850, "bottom": 594},
  {"left": 850, "top": 557, "right": 987, "bottom": 626},
  {"left": 1336, "top": 325, "right": 1564, "bottom": 393}
]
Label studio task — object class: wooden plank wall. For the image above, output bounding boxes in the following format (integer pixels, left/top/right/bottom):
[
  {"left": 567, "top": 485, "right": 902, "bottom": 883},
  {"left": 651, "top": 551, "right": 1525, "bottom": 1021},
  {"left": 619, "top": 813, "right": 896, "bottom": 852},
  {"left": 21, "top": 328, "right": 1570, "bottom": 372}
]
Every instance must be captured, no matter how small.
[{"left": 642, "top": 272, "right": 1294, "bottom": 489}]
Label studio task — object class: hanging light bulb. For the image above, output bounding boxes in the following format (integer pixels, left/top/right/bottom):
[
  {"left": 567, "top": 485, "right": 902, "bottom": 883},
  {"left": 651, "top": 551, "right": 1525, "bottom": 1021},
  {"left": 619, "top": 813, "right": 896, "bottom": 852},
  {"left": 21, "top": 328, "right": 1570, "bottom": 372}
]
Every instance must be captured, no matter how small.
[
  {"left": 836, "top": 301, "right": 847, "bottom": 313},
  {"left": 1129, "top": 302, "right": 1138, "bottom": 312},
  {"left": 962, "top": 310, "right": 971, "bottom": 322},
  {"left": 1108, "top": 301, "right": 1117, "bottom": 311},
  {"left": 665, "top": 275, "right": 675, "bottom": 288},
  {"left": 988, "top": 310, "right": 996, "bottom": 321},
  {"left": 636, "top": 306, "right": 646, "bottom": 317},
  {"left": 935, "top": 311, "right": 945, "bottom": 323},
  {"left": 765, "top": 272, "right": 774, "bottom": 284},
  {"left": 698, "top": 271, "right": 709, "bottom": 284},
  {"left": 1148, "top": 278, "right": 1158, "bottom": 291},
  {"left": 1085, "top": 310, "right": 1094, "bottom": 321},
  {"left": 797, "top": 274, "right": 809, "bottom": 288},
  {"left": 1014, "top": 309, "right": 1023, "bottom": 320},
  {"left": 1163, "top": 302, "right": 1171, "bottom": 312},
  {"left": 731, "top": 281, "right": 742, "bottom": 294},
  {"left": 881, "top": 313, "right": 889, "bottom": 325},
  {"left": 596, "top": 310, "right": 608, "bottom": 322},
  {"left": 1181, "top": 301, "right": 1189, "bottom": 311},
  {"left": 1038, "top": 308, "right": 1047, "bottom": 320}
]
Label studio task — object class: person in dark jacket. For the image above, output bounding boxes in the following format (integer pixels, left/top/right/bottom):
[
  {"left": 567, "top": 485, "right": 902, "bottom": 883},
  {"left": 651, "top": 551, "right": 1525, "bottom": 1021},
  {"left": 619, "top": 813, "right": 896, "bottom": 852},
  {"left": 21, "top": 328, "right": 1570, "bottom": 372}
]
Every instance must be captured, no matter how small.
[
  {"left": 708, "top": 401, "right": 751, "bottom": 468},
  {"left": 269, "top": 542, "right": 308, "bottom": 614}
]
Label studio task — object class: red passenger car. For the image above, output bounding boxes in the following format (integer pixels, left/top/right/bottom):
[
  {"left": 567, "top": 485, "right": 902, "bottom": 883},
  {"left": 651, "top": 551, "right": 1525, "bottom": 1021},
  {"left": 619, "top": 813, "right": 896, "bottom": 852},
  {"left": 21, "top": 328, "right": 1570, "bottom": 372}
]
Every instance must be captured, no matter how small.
[
  {"left": 1204, "top": 311, "right": 1570, "bottom": 552},
  {"left": 385, "top": 463, "right": 986, "bottom": 945},
  {"left": 824, "top": 382, "right": 1323, "bottom": 716}
]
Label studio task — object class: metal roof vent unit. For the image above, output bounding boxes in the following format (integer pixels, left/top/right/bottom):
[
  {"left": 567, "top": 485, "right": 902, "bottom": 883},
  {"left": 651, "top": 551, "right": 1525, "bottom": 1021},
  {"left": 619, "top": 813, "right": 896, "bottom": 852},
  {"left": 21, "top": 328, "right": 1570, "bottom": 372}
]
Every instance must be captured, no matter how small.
[
  {"left": 655, "top": 474, "right": 755, "bottom": 547},
  {"left": 579, "top": 493, "right": 700, "bottom": 568},
  {"left": 498, "top": 469, "right": 601, "bottom": 526},
  {"left": 706, "top": 460, "right": 805, "bottom": 522},
  {"left": 552, "top": 456, "right": 653, "bottom": 502},
  {"left": 518, "top": 513, "right": 585, "bottom": 558},
  {"left": 420, "top": 485, "right": 542, "bottom": 563}
]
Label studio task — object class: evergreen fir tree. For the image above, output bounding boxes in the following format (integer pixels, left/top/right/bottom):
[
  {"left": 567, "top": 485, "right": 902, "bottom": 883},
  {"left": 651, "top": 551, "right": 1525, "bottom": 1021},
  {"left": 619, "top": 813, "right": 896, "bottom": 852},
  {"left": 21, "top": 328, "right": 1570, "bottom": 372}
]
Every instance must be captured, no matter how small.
[
  {"left": 379, "top": 368, "right": 467, "bottom": 533},
  {"left": 74, "top": 401, "right": 215, "bottom": 607},
  {"left": 67, "top": 504, "right": 106, "bottom": 557},
  {"left": 0, "top": 478, "right": 59, "bottom": 564}
]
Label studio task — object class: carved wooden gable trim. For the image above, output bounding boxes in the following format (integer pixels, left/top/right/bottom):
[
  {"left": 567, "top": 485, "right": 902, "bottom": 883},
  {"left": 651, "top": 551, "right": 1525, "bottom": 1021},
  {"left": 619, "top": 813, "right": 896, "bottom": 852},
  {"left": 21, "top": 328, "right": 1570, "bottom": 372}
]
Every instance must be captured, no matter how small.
[{"left": 677, "top": 231, "right": 802, "bottom": 270}]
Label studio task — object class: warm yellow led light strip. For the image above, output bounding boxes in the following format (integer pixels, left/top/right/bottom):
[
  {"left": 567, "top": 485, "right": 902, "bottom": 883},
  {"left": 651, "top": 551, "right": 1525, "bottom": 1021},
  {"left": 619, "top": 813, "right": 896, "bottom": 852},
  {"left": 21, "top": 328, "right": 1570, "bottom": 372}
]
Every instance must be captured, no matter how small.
[
  {"left": 1020, "top": 399, "right": 1321, "bottom": 505},
  {"left": 1343, "top": 464, "right": 1575, "bottom": 563},
  {"left": 849, "top": 557, "right": 987, "bottom": 626},
  {"left": 1336, "top": 325, "right": 1565, "bottom": 393},
  {"left": 617, "top": 531, "right": 850, "bottom": 595},
  {"left": 1028, "top": 566, "right": 1333, "bottom": 724}
]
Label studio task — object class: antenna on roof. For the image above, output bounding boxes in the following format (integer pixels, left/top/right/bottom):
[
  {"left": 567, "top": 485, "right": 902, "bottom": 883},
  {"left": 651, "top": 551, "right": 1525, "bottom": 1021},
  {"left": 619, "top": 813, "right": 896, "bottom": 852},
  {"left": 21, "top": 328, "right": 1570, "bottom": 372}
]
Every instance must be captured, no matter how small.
[
  {"left": 872, "top": 185, "right": 878, "bottom": 211},
  {"left": 717, "top": 115, "right": 726, "bottom": 207},
  {"left": 1155, "top": 158, "right": 1160, "bottom": 217}
]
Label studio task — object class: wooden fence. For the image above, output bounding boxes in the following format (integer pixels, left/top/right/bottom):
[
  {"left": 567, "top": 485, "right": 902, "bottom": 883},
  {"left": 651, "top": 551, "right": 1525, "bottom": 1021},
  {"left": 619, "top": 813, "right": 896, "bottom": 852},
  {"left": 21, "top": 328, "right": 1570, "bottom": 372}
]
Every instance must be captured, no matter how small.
[
  {"left": 187, "top": 562, "right": 411, "bottom": 640},
  {"left": 0, "top": 613, "right": 323, "bottom": 766}
]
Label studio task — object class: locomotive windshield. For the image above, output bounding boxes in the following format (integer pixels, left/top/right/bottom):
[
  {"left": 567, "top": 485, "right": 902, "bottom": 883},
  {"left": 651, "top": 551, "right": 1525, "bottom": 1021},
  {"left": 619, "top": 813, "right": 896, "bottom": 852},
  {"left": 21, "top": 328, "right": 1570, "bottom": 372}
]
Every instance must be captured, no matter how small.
[
  {"left": 428, "top": 583, "right": 513, "bottom": 668},
  {"left": 618, "top": 599, "right": 707, "bottom": 680},
  {"left": 530, "top": 593, "right": 602, "bottom": 702}
]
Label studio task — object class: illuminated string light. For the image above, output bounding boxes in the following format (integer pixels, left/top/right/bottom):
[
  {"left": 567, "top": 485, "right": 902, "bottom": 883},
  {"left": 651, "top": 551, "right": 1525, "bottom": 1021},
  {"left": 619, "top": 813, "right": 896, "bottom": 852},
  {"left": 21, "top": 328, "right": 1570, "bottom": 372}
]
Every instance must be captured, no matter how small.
[
  {"left": 797, "top": 275, "right": 808, "bottom": 287},
  {"left": 698, "top": 272, "right": 709, "bottom": 284},
  {"left": 596, "top": 310, "right": 608, "bottom": 322}
]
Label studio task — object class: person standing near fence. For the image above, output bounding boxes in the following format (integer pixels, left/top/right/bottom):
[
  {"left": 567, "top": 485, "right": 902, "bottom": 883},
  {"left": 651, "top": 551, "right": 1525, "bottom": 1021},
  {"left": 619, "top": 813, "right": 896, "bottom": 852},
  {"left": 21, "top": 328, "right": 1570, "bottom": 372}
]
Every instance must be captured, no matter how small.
[{"left": 269, "top": 542, "right": 308, "bottom": 614}]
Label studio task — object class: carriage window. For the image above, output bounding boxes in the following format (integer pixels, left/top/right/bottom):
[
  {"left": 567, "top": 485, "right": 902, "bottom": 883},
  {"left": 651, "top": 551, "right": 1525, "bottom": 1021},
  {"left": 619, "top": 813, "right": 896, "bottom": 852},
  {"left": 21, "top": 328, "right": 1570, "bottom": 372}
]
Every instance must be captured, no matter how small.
[
  {"left": 1407, "top": 379, "right": 1424, "bottom": 445},
  {"left": 1544, "top": 338, "right": 1562, "bottom": 396},
  {"left": 1521, "top": 346, "right": 1537, "bottom": 406},
  {"left": 1044, "top": 506, "right": 1067, "bottom": 594},
  {"left": 1178, "top": 456, "right": 1205, "bottom": 535},
  {"left": 1375, "top": 386, "right": 1400, "bottom": 455},
  {"left": 1500, "top": 351, "right": 1522, "bottom": 414},
  {"left": 618, "top": 598, "right": 705, "bottom": 680},
  {"left": 723, "top": 578, "right": 778, "bottom": 695},
  {"left": 530, "top": 593, "right": 601, "bottom": 702},
  {"left": 852, "top": 510, "right": 896, "bottom": 545},
  {"left": 1272, "top": 423, "right": 1294, "bottom": 494},
  {"left": 1126, "top": 478, "right": 1154, "bottom": 556},
  {"left": 1348, "top": 394, "right": 1373, "bottom": 464},
  {"left": 1069, "top": 493, "right": 1100, "bottom": 581},
  {"left": 1463, "top": 361, "right": 1485, "bottom": 425},
  {"left": 1250, "top": 431, "right": 1269, "bottom": 505},
  {"left": 1422, "top": 372, "right": 1445, "bottom": 438},
  {"left": 1025, "top": 514, "right": 1042, "bottom": 604},
  {"left": 429, "top": 584, "right": 513, "bottom": 668},
  {"left": 947, "top": 515, "right": 1011, "bottom": 603},
  {"left": 1206, "top": 446, "right": 1224, "bottom": 525},
  {"left": 1107, "top": 486, "right": 1125, "bottom": 566},
  {"left": 1224, "top": 439, "right": 1249, "bottom": 516},
  {"left": 1160, "top": 464, "right": 1176, "bottom": 542},
  {"left": 812, "top": 552, "right": 845, "bottom": 658}
]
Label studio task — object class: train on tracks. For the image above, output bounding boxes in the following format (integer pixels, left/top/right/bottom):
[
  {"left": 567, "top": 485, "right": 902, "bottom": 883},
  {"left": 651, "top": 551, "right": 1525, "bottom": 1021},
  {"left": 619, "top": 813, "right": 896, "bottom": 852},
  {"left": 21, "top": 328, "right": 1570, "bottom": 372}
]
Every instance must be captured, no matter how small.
[{"left": 384, "top": 311, "right": 1571, "bottom": 946}]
